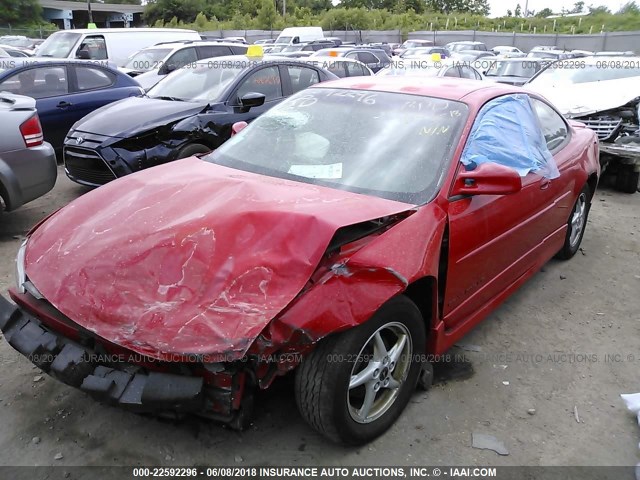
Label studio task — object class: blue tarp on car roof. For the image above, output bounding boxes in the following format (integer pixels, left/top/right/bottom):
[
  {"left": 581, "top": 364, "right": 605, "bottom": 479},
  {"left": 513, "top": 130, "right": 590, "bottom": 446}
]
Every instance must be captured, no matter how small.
[{"left": 461, "top": 94, "right": 560, "bottom": 179}]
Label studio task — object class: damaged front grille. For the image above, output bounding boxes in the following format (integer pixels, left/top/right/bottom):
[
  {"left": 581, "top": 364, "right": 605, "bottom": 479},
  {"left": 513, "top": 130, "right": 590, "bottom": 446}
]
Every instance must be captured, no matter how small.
[
  {"left": 578, "top": 116, "right": 623, "bottom": 141},
  {"left": 64, "top": 147, "right": 117, "bottom": 186}
]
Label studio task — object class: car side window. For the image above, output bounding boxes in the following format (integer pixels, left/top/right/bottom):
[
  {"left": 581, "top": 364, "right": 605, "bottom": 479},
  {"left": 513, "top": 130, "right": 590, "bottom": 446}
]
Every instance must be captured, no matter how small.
[
  {"left": 459, "top": 66, "right": 477, "bottom": 79},
  {"left": 76, "top": 66, "right": 116, "bottom": 91},
  {"left": 357, "top": 52, "right": 379, "bottom": 64},
  {"left": 166, "top": 47, "right": 198, "bottom": 70},
  {"left": 0, "top": 66, "right": 69, "bottom": 98},
  {"left": 346, "top": 62, "right": 367, "bottom": 76},
  {"left": 531, "top": 98, "right": 569, "bottom": 151},
  {"left": 236, "top": 66, "right": 282, "bottom": 102},
  {"left": 443, "top": 67, "right": 460, "bottom": 77},
  {"left": 77, "top": 35, "right": 107, "bottom": 60},
  {"left": 287, "top": 65, "right": 320, "bottom": 94},
  {"left": 326, "top": 61, "right": 346, "bottom": 78},
  {"left": 197, "top": 45, "right": 232, "bottom": 59}
]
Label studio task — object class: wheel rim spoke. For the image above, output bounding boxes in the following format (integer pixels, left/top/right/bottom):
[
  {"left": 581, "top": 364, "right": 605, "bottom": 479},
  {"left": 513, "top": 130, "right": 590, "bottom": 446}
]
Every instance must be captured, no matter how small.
[
  {"left": 388, "top": 334, "right": 407, "bottom": 366},
  {"left": 387, "top": 377, "right": 401, "bottom": 390},
  {"left": 373, "top": 331, "right": 388, "bottom": 360},
  {"left": 349, "top": 362, "right": 378, "bottom": 390},
  {"left": 357, "top": 383, "right": 376, "bottom": 420}
]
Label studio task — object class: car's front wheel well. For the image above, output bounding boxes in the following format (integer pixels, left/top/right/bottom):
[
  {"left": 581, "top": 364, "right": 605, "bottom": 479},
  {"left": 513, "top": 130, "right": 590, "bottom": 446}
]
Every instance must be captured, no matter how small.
[
  {"left": 586, "top": 173, "right": 598, "bottom": 202},
  {"left": 403, "top": 276, "right": 436, "bottom": 332}
]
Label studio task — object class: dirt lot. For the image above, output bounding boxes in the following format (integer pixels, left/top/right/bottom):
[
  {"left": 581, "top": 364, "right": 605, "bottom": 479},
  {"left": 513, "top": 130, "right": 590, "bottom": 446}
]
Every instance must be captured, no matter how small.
[{"left": 0, "top": 166, "right": 639, "bottom": 468}]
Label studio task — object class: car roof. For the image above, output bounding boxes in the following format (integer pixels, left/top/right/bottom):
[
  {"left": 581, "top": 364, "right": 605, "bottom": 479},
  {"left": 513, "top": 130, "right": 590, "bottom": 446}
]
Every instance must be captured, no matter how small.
[
  {"left": 49, "top": 28, "right": 197, "bottom": 34},
  {"left": 192, "top": 54, "right": 330, "bottom": 69},
  {"left": 0, "top": 57, "right": 118, "bottom": 67},
  {"left": 140, "top": 41, "right": 243, "bottom": 50},
  {"left": 494, "top": 57, "right": 543, "bottom": 62},
  {"left": 311, "top": 76, "right": 517, "bottom": 102},
  {"left": 303, "top": 56, "right": 365, "bottom": 64}
]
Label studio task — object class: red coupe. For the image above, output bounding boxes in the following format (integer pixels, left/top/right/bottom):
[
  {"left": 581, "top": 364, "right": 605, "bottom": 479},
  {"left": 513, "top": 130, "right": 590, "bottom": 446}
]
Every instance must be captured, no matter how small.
[{"left": 0, "top": 77, "right": 599, "bottom": 444}]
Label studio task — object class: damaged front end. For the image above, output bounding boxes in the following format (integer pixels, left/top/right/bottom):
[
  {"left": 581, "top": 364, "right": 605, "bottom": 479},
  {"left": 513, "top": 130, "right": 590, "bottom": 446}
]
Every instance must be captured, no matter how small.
[
  {"left": 0, "top": 212, "right": 416, "bottom": 429},
  {"left": 0, "top": 291, "right": 257, "bottom": 428},
  {"left": 572, "top": 98, "right": 640, "bottom": 191}
]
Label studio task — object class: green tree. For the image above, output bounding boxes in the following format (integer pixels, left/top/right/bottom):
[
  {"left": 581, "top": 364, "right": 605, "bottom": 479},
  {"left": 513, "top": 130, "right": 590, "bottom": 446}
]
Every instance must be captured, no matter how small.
[
  {"left": 535, "top": 7, "right": 553, "bottom": 17},
  {"left": 570, "top": 1, "right": 585, "bottom": 13},
  {"left": 144, "top": 0, "right": 207, "bottom": 25},
  {"left": 514, "top": 3, "right": 522, "bottom": 16},
  {"left": 426, "top": 0, "right": 489, "bottom": 15},
  {"left": 0, "top": 0, "right": 42, "bottom": 25},
  {"left": 588, "top": 4, "right": 611, "bottom": 14},
  {"left": 194, "top": 11, "right": 207, "bottom": 29},
  {"left": 256, "top": 0, "right": 278, "bottom": 29},
  {"left": 617, "top": 1, "right": 640, "bottom": 14}
]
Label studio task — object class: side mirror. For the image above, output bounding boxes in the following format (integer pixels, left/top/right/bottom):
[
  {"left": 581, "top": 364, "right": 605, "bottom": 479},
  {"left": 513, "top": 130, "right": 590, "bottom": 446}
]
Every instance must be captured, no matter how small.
[
  {"left": 76, "top": 49, "right": 91, "bottom": 60},
  {"left": 238, "top": 92, "right": 266, "bottom": 112},
  {"left": 159, "top": 63, "right": 177, "bottom": 75},
  {"left": 231, "top": 121, "right": 248, "bottom": 136},
  {"left": 450, "top": 162, "right": 522, "bottom": 197}
]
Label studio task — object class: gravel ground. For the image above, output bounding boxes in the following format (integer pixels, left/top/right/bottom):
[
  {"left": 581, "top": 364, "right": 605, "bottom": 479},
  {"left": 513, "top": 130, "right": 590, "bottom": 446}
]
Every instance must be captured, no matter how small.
[{"left": 0, "top": 166, "right": 639, "bottom": 468}]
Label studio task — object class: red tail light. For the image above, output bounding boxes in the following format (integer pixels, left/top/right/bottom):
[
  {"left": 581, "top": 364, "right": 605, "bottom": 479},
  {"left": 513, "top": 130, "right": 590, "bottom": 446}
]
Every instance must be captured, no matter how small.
[{"left": 20, "top": 114, "right": 44, "bottom": 148}]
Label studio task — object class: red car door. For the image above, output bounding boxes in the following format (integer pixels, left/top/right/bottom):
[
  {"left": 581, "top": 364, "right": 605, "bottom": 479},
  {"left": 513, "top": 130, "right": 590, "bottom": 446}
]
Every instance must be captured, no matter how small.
[{"left": 441, "top": 94, "right": 570, "bottom": 330}]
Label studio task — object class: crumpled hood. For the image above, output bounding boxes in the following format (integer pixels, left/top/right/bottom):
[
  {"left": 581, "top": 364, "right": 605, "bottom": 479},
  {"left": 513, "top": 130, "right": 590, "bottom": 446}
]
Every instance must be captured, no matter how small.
[
  {"left": 73, "top": 97, "right": 208, "bottom": 138},
  {"left": 527, "top": 77, "right": 640, "bottom": 117},
  {"left": 24, "top": 159, "right": 411, "bottom": 360}
]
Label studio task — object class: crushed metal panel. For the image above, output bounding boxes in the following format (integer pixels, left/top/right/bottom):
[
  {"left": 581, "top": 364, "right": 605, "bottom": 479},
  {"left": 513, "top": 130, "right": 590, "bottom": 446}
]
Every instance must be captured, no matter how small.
[{"left": 24, "top": 159, "right": 411, "bottom": 361}]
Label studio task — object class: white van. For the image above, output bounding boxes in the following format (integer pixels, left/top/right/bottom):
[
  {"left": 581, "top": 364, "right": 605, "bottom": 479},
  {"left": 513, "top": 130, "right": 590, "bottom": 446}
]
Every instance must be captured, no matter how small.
[
  {"left": 36, "top": 28, "right": 201, "bottom": 66},
  {"left": 274, "top": 27, "right": 324, "bottom": 47}
]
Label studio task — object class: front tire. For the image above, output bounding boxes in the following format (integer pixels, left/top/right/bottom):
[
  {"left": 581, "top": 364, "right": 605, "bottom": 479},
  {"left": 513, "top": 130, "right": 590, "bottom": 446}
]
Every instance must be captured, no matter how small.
[
  {"left": 294, "top": 295, "right": 425, "bottom": 445},
  {"left": 175, "top": 143, "right": 211, "bottom": 160},
  {"left": 556, "top": 184, "right": 590, "bottom": 260}
]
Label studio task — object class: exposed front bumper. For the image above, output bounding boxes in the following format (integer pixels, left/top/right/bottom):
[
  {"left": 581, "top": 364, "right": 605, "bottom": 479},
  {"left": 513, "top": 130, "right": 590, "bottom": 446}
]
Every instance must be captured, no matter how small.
[{"left": 0, "top": 293, "right": 251, "bottom": 422}]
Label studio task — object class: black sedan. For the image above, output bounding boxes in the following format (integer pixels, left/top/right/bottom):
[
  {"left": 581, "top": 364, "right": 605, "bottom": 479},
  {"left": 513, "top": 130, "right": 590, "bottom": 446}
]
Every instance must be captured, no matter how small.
[{"left": 63, "top": 56, "right": 337, "bottom": 187}]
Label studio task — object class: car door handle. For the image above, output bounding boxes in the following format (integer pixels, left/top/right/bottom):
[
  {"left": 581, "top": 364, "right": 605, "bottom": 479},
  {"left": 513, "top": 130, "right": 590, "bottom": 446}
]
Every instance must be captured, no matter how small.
[
  {"left": 540, "top": 178, "right": 551, "bottom": 190},
  {"left": 57, "top": 101, "right": 72, "bottom": 108}
]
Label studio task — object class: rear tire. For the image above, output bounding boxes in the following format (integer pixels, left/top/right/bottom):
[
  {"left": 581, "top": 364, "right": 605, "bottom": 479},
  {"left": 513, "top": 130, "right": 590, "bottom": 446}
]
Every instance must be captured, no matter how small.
[
  {"left": 556, "top": 184, "right": 590, "bottom": 260},
  {"left": 294, "top": 295, "right": 425, "bottom": 445},
  {"left": 614, "top": 164, "right": 639, "bottom": 194},
  {"left": 175, "top": 143, "right": 211, "bottom": 160}
]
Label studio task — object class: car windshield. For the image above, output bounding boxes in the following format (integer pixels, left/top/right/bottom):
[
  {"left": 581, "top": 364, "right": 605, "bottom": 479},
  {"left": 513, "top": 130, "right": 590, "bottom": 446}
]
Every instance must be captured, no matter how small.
[
  {"left": 282, "top": 45, "right": 304, "bottom": 52},
  {"left": 527, "top": 51, "right": 561, "bottom": 59},
  {"left": 275, "top": 36, "right": 292, "bottom": 45},
  {"left": 147, "top": 62, "right": 244, "bottom": 101},
  {"left": 204, "top": 88, "right": 467, "bottom": 204},
  {"left": 124, "top": 48, "right": 172, "bottom": 71},
  {"left": 402, "top": 47, "right": 436, "bottom": 57},
  {"left": 450, "top": 43, "right": 473, "bottom": 52},
  {"left": 485, "top": 60, "right": 539, "bottom": 78},
  {"left": 36, "top": 32, "right": 81, "bottom": 58},
  {"left": 529, "top": 62, "right": 640, "bottom": 86},
  {"left": 0, "top": 37, "right": 31, "bottom": 48},
  {"left": 402, "top": 41, "right": 427, "bottom": 49}
]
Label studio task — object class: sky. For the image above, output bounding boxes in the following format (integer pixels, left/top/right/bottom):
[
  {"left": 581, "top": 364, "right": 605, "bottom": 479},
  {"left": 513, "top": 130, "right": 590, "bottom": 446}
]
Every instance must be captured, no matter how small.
[{"left": 487, "top": 0, "right": 627, "bottom": 16}]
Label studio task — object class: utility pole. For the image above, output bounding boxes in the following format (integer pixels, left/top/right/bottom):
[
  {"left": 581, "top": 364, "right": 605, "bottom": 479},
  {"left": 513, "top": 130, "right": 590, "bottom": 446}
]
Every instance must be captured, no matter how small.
[
  {"left": 524, "top": 0, "right": 529, "bottom": 17},
  {"left": 87, "top": 0, "right": 93, "bottom": 24},
  {"left": 283, "top": 0, "right": 286, "bottom": 18}
]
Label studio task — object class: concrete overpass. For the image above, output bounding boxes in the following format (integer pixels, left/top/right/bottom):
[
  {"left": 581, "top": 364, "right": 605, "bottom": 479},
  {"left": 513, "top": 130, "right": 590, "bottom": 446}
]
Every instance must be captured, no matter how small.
[{"left": 40, "top": 0, "right": 144, "bottom": 29}]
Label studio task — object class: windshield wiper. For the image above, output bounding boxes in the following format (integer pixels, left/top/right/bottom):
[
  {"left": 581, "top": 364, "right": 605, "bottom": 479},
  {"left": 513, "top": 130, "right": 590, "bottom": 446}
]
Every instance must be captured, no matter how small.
[{"left": 150, "top": 95, "right": 184, "bottom": 101}]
